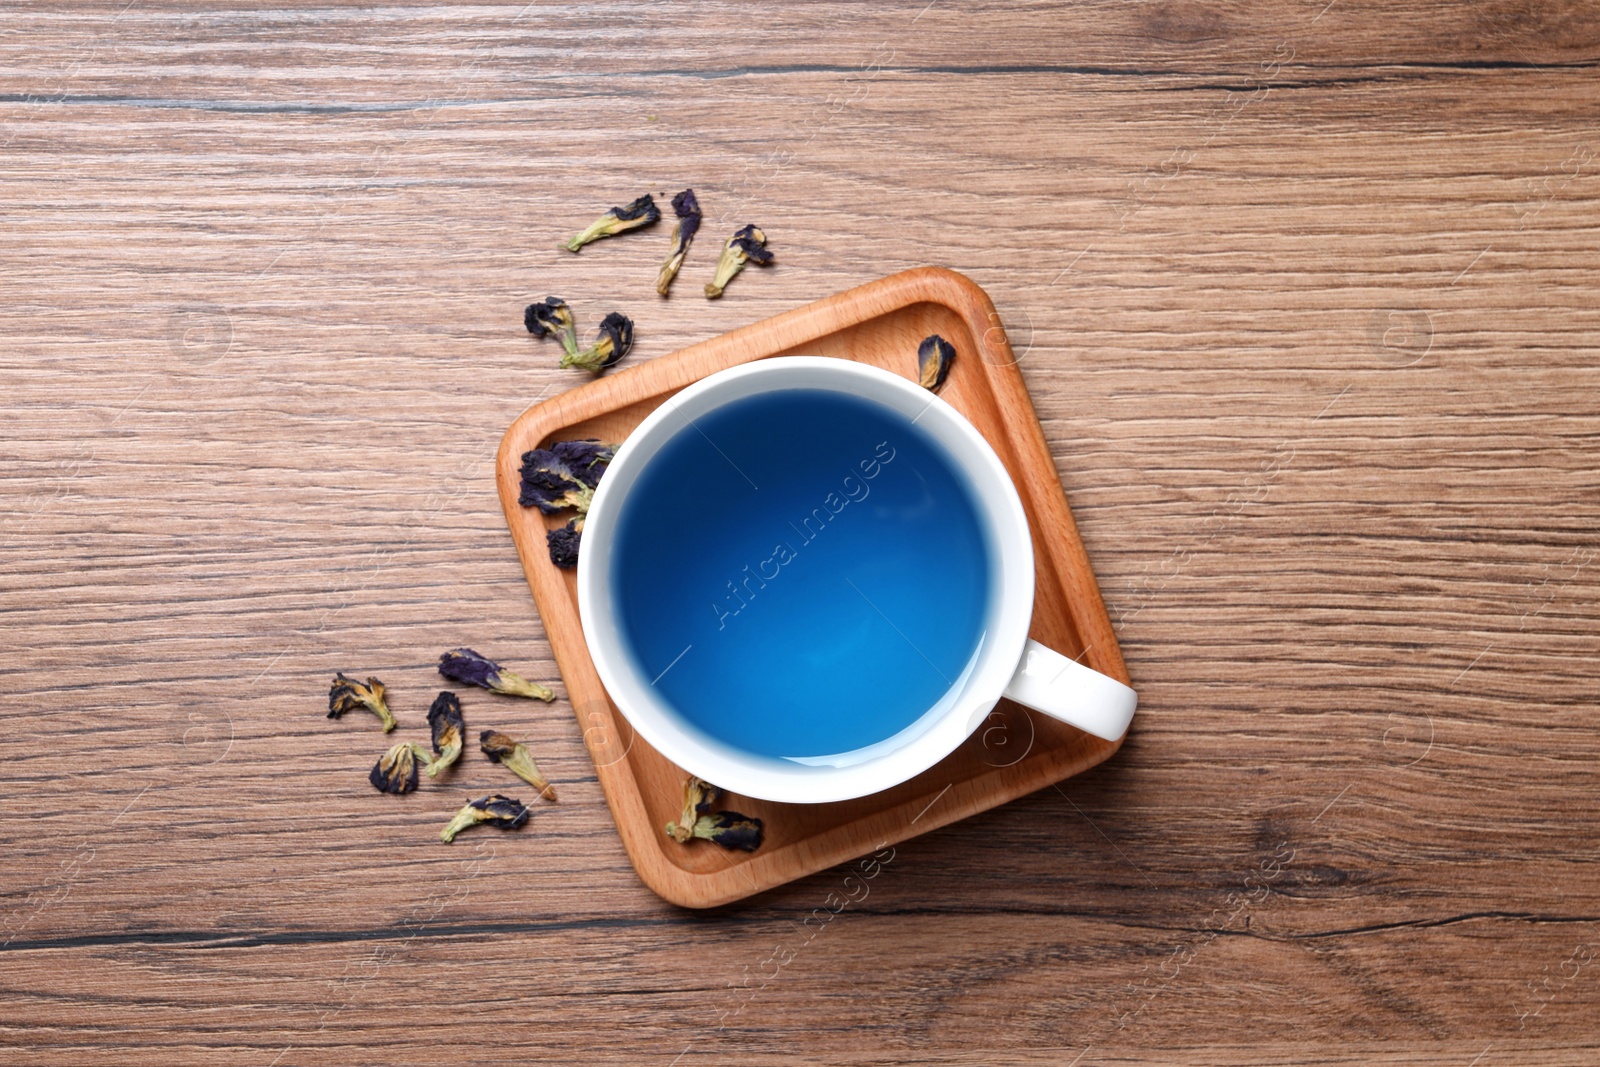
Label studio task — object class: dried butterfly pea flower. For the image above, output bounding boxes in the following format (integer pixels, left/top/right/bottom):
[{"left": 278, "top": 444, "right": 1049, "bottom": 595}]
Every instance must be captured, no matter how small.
[
  {"left": 370, "top": 741, "right": 432, "bottom": 795},
  {"left": 547, "top": 519, "right": 583, "bottom": 569},
  {"left": 561, "top": 311, "right": 633, "bottom": 374},
  {"left": 438, "top": 648, "right": 555, "bottom": 702},
  {"left": 704, "top": 224, "right": 772, "bottom": 299},
  {"left": 424, "top": 691, "right": 465, "bottom": 778},
  {"left": 519, "top": 440, "right": 614, "bottom": 515},
  {"left": 519, "top": 449, "right": 594, "bottom": 515},
  {"left": 520, "top": 438, "right": 615, "bottom": 569},
  {"left": 918, "top": 334, "right": 956, "bottom": 392},
  {"left": 523, "top": 297, "right": 580, "bottom": 359},
  {"left": 664, "top": 776, "right": 764, "bottom": 851},
  {"left": 563, "top": 194, "right": 660, "bottom": 253},
  {"left": 668, "top": 811, "right": 765, "bottom": 852},
  {"left": 440, "top": 794, "right": 531, "bottom": 843},
  {"left": 327, "top": 673, "right": 397, "bottom": 733},
  {"left": 667, "top": 775, "right": 720, "bottom": 837},
  {"left": 480, "top": 730, "right": 557, "bottom": 801},
  {"left": 548, "top": 439, "right": 614, "bottom": 487},
  {"left": 697, "top": 812, "right": 764, "bottom": 851},
  {"left": 656, "top": 188, "right": 702, "bottom": 297}
]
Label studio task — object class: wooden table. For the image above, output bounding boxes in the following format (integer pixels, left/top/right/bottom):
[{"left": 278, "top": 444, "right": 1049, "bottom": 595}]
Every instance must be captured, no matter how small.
[{"left": 3, "top": 3, "right": 1596, "bottom": 1063}]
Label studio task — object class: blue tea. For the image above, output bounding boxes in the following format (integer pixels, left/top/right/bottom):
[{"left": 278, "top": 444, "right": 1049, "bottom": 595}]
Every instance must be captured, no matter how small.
[{"left": 610, "top": 387, "right": 992, "bottom": 761}]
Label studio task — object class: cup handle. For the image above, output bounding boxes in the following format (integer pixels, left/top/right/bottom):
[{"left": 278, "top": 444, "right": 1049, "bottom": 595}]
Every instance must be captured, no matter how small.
[{"left": 1001, "top": 639, "right": 1137, "bottom": 742}]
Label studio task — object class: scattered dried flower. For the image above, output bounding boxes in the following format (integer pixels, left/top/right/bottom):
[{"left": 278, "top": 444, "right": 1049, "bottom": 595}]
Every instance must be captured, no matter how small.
[
  {"left": 656, "top": 188, "right": 702, "bottom": 296},
  {"left": 424, "top": 691, "right": 466, "bottom": 778},
  {"left": 370, "top": 741, "right": 432, "bottom": 795},
  {"left": 438, "top": 648, "right": 554, "bottom": 702},
  {"left": 327, "top": 673, "right": 397, "bottom": 732},
  {"left": 563, "top": 194, "right": 660, "bottom": 253},
  {"left": 480, "top": 730, "right": 557, "bottom": 801},
  {"left": 440, "top": 794, "right": 531, "bottom": 843},
  {"left": 704, "top": 224, "right": 772, "bottom": 299},
  {"left": 523, "top": 297, "right": 579, "bottom": 359},
  {"left": 561, "top": 311, "right": 633, "bottom": 374},
  {"left": 664, "top": 776, "right": 764, "bottom": 851},
  {"left": 917, "top": 334, "right": 956, "bottom": 391},
  {"left": 547, "top": 519, "right": 583, "bottom": 569}
]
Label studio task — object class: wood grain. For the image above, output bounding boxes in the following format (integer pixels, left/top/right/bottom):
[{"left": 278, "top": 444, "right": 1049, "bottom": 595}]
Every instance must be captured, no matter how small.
[{"left": 1, "top": 1, "right": 1597, "bottom": 1063}]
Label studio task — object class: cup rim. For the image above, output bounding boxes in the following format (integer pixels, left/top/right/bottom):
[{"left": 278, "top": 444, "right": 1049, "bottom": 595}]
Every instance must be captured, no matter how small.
[{"left": 577, "top": 356, "right": 1036, "bottom": 804}]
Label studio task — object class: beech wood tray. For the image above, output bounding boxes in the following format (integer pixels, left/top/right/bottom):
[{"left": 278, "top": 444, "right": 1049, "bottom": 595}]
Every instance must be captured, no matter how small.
[{"left": 496, "top": 267, "right": 1131, "bottom": 908}]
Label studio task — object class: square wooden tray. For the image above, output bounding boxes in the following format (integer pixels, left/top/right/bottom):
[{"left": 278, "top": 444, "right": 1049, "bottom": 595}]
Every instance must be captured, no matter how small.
[{"left": 495, "top": 267, "right": 1131, "bottom": 908}]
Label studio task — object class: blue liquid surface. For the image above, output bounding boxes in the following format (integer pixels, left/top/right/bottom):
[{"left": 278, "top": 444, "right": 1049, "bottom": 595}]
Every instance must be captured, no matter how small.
[{"left": 611, "top": 387, "right": 991, "bottom": 760}]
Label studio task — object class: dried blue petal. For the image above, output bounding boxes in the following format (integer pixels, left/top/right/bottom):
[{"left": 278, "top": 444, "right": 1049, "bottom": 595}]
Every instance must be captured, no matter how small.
[
  {"left": 656, "top": 188, "right": 703, "bottom": 296},
  {"left": 917, "top": 334, "right": 956, "bottom": 392},
  {"left": 328, "top": 673, "right": 397, "bottom": 732},
  {"left": 424, "top": 691, "right": 465, "bottom": 777},
  {"left": 672, "top": 189, "right": 702, "bottom": 240},
  {"left": 518, "top": 449, "right": 594, "bottom": 514},
  {"left": 563, "top": 195, "right": 660, "bottom": 252},
  {"left": 437, "top": 650, "right": 495, "bottom": 690},
  {"left": 520, "top": 437, "right": 612, "bottom": 567},
  {"left": 561, "top": 312, "right": 633, "bottom": 374},
  {"left": 705, "top": 224, "right": 772, "bottom": 298},
  {"left": 440, "top": 794, "right": 530, "bottom": 843},
  {"left": 666, "top": 811, "right": 764, "bottom": 851},
  {"left": 548, "top": 439, "right": 614, "bottom": 488},
  {"left": 700, "top": 811, "right": 764, "bottom": 851},
  {"left": 731, "top": 223, "right": 773, "bottom": 265},
  {"left": 438, "top": 647, "right": 554, "bottom": 701},
  {"left": 369, "top": 741, "right": 432, "bottom": 795},
  {"left": 523, "top": 297, "right": 579, "bottom": 358},
  {"left": 546, "top": 519, "right": 583, "bottom": 569}
]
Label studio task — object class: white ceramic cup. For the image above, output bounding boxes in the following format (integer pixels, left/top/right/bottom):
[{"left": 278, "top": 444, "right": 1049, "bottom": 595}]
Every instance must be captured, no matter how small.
[{"left": 578, "top": 357, "right": 1136, "bottom": 804}]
